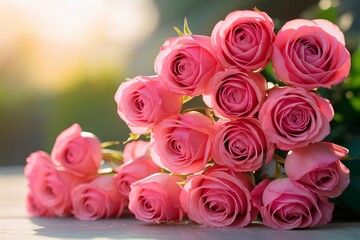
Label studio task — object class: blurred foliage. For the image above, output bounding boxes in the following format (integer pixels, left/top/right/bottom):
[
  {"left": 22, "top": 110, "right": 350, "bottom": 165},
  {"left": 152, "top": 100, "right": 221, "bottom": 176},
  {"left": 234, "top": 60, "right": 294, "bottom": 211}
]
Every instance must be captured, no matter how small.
[{"left": 0, "top": 0, "right": 320, "bottom": 166}]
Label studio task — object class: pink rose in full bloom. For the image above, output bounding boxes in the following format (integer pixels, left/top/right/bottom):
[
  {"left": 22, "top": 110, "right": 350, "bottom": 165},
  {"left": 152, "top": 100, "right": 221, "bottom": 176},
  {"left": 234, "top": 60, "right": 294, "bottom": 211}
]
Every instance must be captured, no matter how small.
[
  {"left": 258, "top": 86, "right": 334, "bottom": 150},
  {"left": 25, "top": 151, "right": 85, "bottom": 217},
  {"left": 251, "top": 178, "right": 334, "bottom": 230},
  {"left": 115, "top": 75, "right": 183, "bottom": 134},
  {"left": 212, "top": 118, "right": 272, "bottom": 172},
  {"left": 150, "top": 111, "right": 214, "bottom": 174},
  {"left": 114, "top": 148, "right": 161, "bottom": 198},
  {"left": 203, "top": 69, "right": 267, "bottom": 119},
  {"left": 154, "top": 35, "right": 220, "bottom": 96},
  {"left": 71, "top": 175, "right": 126, "bottom": 220},
  {"left": 211, "top": 10, "right": 275, "bottom": 71},
  {"left": 180, "top": 166, "right": 257, "bottom": 227},
  {"left": 122, "top": 140, "right": 150, "bottom": 163},
  {"left": 285, "top": 142, "right": 350, "bottom": 198},
  {"left": 272, "top": 19, "right": 351, "bottom": 90},
  {"left": 128, "top": 173, "right": 184, "bottom": 223},
  {"left": 51, "top": 123, "right": 102, "bottom": 177}
]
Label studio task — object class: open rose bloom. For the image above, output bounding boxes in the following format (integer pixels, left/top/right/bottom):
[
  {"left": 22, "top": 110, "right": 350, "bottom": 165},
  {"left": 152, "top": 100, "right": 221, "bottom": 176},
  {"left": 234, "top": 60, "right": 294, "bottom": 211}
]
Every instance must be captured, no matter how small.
[
  {"left": 251, "top": 178, "right": 334, "bottom": 230},
  {"left": 211, "top": 10, "right": 275, "bottom": 71},
  {"left": 150, "top": 111, "right": 214, "bottom": 174},
  {"left": 71, "top": 175, "right": 126, "bottom": 220},
  {"left": 272, "top": 19, "right": 351, "bottom": 90},
  {"left": 114, "top": 75, "right": 183, "bottom": 134},
  {"left": 285, "top": 142, "right": 350, "bottom": 198},
  {"left": 154, "top": 34, "right": 221, "bottom": 96},
  {"left": 25, "top": 150, "right": 89, "bottom": 217},
  {"left": 180, "top": 166, "right": 257, "bottom": 227},
  {"left": 212, "top": 118, "right": 272, "bottom": 172},
  {"left": 24, "top": 9, "right": 352, "bottom": 230},
  {"left": 128, "top": 173, "right": 184, "bottom": 223},
  {"left": 258, "top": 87, "right": 334, "bottom": 150},
  {"left": 203, "top": 69, "right": 267, "bottom": 119},
  {"left": 51, "top": 123, "right": 102, "bottom": 177}
]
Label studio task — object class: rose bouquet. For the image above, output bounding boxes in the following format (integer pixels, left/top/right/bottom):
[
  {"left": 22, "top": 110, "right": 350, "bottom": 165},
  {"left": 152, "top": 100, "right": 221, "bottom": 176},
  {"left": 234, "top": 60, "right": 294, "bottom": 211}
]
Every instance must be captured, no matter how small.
[{"left": 25, "top": 9, "right": 352, "bottom": 230}]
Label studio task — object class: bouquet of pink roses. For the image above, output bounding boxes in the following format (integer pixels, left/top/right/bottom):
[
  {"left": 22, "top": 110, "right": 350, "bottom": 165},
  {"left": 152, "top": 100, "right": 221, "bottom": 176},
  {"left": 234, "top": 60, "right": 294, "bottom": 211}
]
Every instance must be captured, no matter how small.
[{"left": 25, "top": 9, "right": 352, "bottom": 230}]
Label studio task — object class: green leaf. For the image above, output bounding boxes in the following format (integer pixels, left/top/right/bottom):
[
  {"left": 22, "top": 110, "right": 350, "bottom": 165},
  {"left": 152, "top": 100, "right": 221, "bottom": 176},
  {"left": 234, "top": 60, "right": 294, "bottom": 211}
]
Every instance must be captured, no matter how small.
[
  {"left": 183, "top": 17, "right": 192, "bottom": 35},
  {"left": 332, "top": 137, "right": 360, "bottom": 215},
  {"left": 182, "top": 95, "right": 193, "bottom": 104},
  {"left": 172, "top": 25, "right": 184, "bottom": 36},
  {"left": 253, "top": 6, "right": 261, "bottom": 12},
  {"left": 173, "top": 17, "right": 192, "bottom": 36},
  {"left": 274, "top": 161, "right": 283, "bottom": 179},
  {"left": 123, "top": 132, "right": 140, "bottom": 144},
  {"left": 102, "top": 149, "right": 123, "bottom": 164},
  {"left": 342, "top": 155, "right": 355, "bottom": 161},
  {"left": 273, "top": 153, "right": 286, "bottom": 164},
  {"left": 350, "top": 96, "right": 360, "bottom": 112},
  {"left": 101, "top": 141, "right": 121, "bottom": 149}
]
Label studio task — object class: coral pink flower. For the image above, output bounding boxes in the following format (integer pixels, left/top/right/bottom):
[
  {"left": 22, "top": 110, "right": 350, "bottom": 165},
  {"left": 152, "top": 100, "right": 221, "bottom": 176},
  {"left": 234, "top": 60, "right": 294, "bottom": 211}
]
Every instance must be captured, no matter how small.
[
  {"left": 114, "top": 146, "right": 161, "bottom": 198},
  {"left": 51, "top": 123, "right": 102, "bottom": 177},
  {"left": 180, "top": 166, "right": 257, "bottom": 227},
  {"left": 25, "top": 151, "right": 86, "bottom": 217},
  {"left": 154, "top": 35, "right": 220, "bottom": 96},
  {"left": 26, "top": 192, "right": 54, "bottom": 217},
  {"left": 150, "top": 111, "right": 214, "bottom": 174},
  {"left": 71, "top": 175, "right": 126, "bottom": 220},
  {"left": 211, "top": 10, "right": 275, "bottom": 71},
  {"left": 115, "top": 75, "right": 183, "bottom": 134},
  {"left": 128, "top": 173, "right": 184, "bottom": 223},
  {"left": 212, "top": 118, "right": 272, "bottom": 171},
  {"left": 272, "top": 19, "right": 351, "bottom": 90},
  {"left": 251, "top": 178, "right": 334, "bottom": 230},
  {"left": 258, "top": 87, "right": 334, "bottom": 150},
  {"left": 285, "top": 142, "right": 350, "bottom": 198},
  {"left": 203, "top": 69, "right": 267, "bottom": 119},
  {"left": 122, "top": 140, "right": 150, "bottom": 163}
]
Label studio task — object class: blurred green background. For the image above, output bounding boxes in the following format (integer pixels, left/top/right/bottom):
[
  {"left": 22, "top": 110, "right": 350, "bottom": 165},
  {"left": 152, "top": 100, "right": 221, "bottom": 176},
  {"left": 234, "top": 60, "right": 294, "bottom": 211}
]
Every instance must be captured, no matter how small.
[{"left": 1, "top": 0, "right": 359, "bottom": 167}]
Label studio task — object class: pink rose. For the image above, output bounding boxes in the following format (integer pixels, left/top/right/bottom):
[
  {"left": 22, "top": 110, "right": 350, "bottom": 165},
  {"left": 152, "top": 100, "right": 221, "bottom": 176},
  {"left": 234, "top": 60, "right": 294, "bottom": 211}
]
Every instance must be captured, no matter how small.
[
  {"left": 211, "top": 10, "right": 275, "bottom": 71},
  {"left": 150, "top": 111, "right": 214, "bottom": 174},
  {"left": 26, "top": 192, "right": 54, "bottom": 217},
  {"left": 114, "top": 150, "right": 161, "bottom": 198},
  {"left": 25, "top": 151, "right": 85, "bottom": 217},
  {"left": 24, "top": 150, "right": 54, "bottom": 179},
  {"left": 128, "top": 173, "right": 184, "bottom": 223},
  {"left": 71, "top": 175, "right": 126, "bottom": 220},
  {"left": 154, "top": 35, "right": 220, "bottom": 96},
  {"left": 25, "top": 151, "right": 55, "bottom": 217},
  {"left": 203, "top": 69, "right": 267, "bottom": 119},
  {"left": 251, "top": 178, "right": 334, "bottom": 230},
  {"left": 212, "top": 118, "right": 272, "bottom": 172},
  {"left": 272, "top": 19, "right": 351, "bottom": 90},
  {"left": 180, "top": 166, "right": 257, "bottom": 227},
  {"left": 51, "top": 123, "right": 102, "bottom": 177},
  {"left": 258, "top": 87, "right": 334, "bottom": 150},
  {"left": 285, "top": 142, "right": 350, "bottom": 198},
  {"left": 114, "top": 75, "right": 183, "bottom": 134},
  {"left": 122, "top": 140, "right": 150, "bottom": 163}
]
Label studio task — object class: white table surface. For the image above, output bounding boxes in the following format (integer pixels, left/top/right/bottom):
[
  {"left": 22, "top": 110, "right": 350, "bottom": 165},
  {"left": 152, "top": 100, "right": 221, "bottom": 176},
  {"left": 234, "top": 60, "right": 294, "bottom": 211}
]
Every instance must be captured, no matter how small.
[{"left": 1, "top": 166, "right": 360, "bottom": 240}]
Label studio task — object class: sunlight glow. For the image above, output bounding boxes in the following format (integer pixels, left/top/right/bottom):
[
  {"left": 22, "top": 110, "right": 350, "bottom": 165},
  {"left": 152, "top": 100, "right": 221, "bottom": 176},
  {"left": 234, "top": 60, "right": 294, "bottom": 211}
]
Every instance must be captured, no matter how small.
[{"left": 0, "top": 0, "right": 159, "bottom": 92}]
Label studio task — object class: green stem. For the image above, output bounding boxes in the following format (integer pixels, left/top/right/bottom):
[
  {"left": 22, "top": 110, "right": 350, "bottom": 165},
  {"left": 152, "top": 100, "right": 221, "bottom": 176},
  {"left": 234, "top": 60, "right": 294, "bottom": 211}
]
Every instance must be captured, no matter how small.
[
  {"left": 102, "top": 149, "right": 123, "bottom": 167},
  {"left": 273, "top": 153, "right": 286, "bottom": 164}
]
